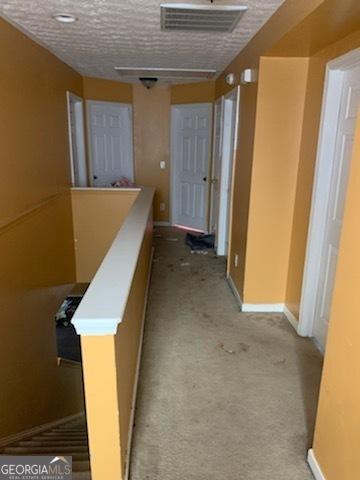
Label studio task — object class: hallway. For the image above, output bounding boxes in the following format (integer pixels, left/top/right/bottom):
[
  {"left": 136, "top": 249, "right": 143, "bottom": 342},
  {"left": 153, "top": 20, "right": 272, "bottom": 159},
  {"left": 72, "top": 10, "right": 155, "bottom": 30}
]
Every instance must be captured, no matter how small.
[{"left": 130, "top": 227, "right": 323, "bottom": 480}]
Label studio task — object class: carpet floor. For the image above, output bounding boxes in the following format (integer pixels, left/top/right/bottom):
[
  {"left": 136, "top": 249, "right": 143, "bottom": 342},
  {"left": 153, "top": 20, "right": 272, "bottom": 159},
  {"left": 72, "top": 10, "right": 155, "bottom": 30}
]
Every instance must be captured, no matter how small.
[{"left": 129, "top": 227, "right": 323, "bottom": 480}]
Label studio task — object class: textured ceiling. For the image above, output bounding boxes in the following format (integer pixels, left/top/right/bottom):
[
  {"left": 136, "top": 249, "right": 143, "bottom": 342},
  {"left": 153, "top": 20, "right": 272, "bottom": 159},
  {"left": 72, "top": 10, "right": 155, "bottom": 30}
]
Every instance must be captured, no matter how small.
[{"left": 0, "top": 0, "right": 286, "bottom": 83}]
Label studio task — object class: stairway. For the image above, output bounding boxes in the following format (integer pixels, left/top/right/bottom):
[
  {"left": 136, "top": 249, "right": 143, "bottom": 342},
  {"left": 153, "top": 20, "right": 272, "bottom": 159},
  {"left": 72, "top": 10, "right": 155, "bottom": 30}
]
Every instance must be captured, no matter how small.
[{"left": 1, "top": 415, "right": 90, "bottom": 479}]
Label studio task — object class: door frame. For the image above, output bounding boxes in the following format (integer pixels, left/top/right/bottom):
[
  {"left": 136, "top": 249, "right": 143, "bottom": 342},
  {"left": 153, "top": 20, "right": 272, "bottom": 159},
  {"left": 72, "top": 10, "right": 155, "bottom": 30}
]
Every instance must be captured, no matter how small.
[
  {"left": 66, "top": 91, "right": 87, "bottom": 187},
  {"left": 86, "top": 100, "right": 134, "bottom": 187},
  {"left": 217, "top": 86, "right": 240, "bottom": 257},
  {"left": 209, "top": 97, "right": 224, "bottom": 240},
  {"left": 298, "top": 47, "right": 360, "bottom": 338},
  {"left": 170, "top": 102, "right": 213, "bottom": 231}
]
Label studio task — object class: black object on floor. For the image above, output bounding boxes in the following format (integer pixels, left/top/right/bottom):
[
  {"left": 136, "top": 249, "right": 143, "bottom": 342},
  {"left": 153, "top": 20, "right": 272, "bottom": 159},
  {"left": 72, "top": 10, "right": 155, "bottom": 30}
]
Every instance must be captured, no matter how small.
[
  {"left": 185, "top": 232, "right": 215, "bottom": 251},
  {"left": 55, "top": 296, "right": 82, "bottom": 363}
]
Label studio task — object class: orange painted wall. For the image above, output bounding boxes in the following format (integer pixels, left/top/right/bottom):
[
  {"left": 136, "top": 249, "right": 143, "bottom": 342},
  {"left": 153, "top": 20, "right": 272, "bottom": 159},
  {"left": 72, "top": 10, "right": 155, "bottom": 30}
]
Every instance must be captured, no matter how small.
[
  {"left": 133, "top": 84, "right": 171, "bottom": 222},
  {"left": 81, "top": 218, "right": 153, "bottom": 480},
  {"left": 83, "top": 76, "right": 132, "bottom": 103},
  {"left": 0, "top": 16, "right": 84, "bottom": 438},
  {"left": 242, "top": 57, "right": 309, "bottom": 303},
  {"left": 171, "top": 81, "right": 215, "bottom": 104},
  {"left": 81, "top": 78, "right": 215, "bottom": 222},
  {"left": 312, "top": 113, "right": 360, "bottom": 480},
  {"left": 71, "top": 189, "right": 138, "bottom": 282},
  {"left": 216, "top": 0, "right": 324, "bottom": 299}
]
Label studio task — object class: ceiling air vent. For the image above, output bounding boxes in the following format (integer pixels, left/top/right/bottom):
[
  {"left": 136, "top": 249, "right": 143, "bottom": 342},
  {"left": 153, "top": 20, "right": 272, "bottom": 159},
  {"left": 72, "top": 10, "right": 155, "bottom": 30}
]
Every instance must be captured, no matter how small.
[
  {"left": 160, "top": 3, "right": 248, "bottom": 33},
  {"left": 114, "top": 67, "right": 216, "bottom": 81}
]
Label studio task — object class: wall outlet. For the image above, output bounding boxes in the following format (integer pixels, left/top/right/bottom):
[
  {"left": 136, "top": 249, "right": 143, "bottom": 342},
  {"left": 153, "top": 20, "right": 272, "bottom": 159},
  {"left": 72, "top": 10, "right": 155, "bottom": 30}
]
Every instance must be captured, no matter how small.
[
  {"left": 159, "top": 202, "right": 166, "bottom": 212},
  {"left": 160, "top": 161, "right": 166, "bottom": 170},
  {"left": 234, "top": 253, "right": 239, "bottom": 267}
]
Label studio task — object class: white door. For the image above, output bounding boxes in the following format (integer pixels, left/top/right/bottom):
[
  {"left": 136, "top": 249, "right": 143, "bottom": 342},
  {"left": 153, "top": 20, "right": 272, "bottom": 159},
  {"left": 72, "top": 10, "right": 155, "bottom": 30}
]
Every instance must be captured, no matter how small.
[
  {"left": 87, "top": 101, "right": 134, "bottom": 187},
  {"left": 217, "top": 88, "right": 238, "bottom": 256},
  {"left": 171, "top": 104, "right": 212, "bottom": 231},
  {"left": 210, "top": 98, "right": 223, "bottom": 239},
  {"left": 312, "top": 64, "right": 360, "bottom": 350}
]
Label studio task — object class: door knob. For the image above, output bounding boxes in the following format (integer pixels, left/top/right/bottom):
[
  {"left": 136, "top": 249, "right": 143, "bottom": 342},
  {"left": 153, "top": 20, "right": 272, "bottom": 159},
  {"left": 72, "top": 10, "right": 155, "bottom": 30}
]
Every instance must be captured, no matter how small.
[
  {"left": 93, "top": 175, "right": 98, "bottom": 180},
  {"left": 203, "top": 177, "right": 207, "bottom": 181}
]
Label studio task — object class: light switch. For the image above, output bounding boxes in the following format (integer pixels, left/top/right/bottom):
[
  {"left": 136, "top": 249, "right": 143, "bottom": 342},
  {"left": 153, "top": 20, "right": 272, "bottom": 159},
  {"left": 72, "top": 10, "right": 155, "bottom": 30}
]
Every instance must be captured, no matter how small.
[
  {"left": 160, "top": 202, "right": 166, "bottom": 212},
  {"left": 160, "top": 161, "right": 166, "bottom": 170}
]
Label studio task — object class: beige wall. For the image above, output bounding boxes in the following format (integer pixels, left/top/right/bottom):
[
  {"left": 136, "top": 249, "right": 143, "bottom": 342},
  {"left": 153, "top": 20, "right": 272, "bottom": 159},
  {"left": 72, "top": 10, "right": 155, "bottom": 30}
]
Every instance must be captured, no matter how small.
[
  {"left": 0, "top": 16, "right": 85, "bottom": 437},
  {"left": 81, "top": 217, "right": 153, "bottom": 480},
  {"left": 133, "top": 84, "right": 171, "bottom": 222},
  {"left": 71, "top": 189, "right": 138, "bottom": 282}
]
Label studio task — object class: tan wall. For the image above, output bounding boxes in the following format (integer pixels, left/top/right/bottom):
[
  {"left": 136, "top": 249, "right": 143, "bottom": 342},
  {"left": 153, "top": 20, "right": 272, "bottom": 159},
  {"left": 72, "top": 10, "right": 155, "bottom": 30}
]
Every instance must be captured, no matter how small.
[
  {"left": 312, "top": 114, "right": 360, "bottom": 480},
  {"left": 71, "top": 189, "right": 138, "bottom": 282},
  {"left": 81, "top": 217, "right": 153, "bottom": 480},
  {"left": 83, "top": 76, "right": 132, "bottom": 103},
  {"left": 133, "top": 84, "right": 171, "bottom": 222},
  {"left": 0, "top": 17, "right": 84, "bottom": 437},
  {"left": 171, "top": 81, "right": 215, "bottom": 104}
]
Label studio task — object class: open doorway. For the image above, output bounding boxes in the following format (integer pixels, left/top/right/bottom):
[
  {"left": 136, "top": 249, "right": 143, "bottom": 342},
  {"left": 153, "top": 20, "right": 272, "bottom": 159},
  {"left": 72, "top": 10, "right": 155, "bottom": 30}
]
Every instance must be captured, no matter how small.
[
  {"left": 66, "top": 92, "right": 87, "bottom": 187},
  {"left": 299, "top": 49, "right": 360, "bottom": 352},
  {"left": 210, "top": 87, "right": 239, "bottom": 256}
]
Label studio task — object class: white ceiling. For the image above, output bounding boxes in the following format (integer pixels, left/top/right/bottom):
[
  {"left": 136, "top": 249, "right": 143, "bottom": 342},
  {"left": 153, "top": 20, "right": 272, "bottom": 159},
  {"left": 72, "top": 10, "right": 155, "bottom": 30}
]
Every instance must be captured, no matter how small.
[{"left": 0, "top": 0, "right": 286, "bottom": 83}]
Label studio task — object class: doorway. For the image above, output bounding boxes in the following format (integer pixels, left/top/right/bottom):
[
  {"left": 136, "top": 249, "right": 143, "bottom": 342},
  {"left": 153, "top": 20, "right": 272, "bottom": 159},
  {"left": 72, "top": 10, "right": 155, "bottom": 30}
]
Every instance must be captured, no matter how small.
[
  {"left": 66, "top": 92, "right": 87, "bottom": 187},
  {"left": 170, "top": 103, "right": 212, "bottom": 231},
  {"left": 210, "top": 87, "right": 239, "bottom": 256},
  {"left": 299, "top": 49, "right": 360, "bottom": 352},
  {"left": 87, "top": 100, "right": 134, "bottom": 187}
]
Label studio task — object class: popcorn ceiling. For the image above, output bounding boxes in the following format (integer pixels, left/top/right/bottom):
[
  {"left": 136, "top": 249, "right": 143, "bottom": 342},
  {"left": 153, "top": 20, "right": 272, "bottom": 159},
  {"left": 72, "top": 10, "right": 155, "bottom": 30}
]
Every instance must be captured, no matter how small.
[{"left": 0, "top": 0, "right": 286, "bottom": 83}]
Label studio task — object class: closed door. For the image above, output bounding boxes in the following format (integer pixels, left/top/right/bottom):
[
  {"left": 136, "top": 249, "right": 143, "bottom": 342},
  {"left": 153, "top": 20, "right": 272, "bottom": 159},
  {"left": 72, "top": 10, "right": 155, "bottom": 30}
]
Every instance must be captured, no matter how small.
[
  {"left": 171, "top": 104, "right": 212, "bottom": 231},
  {"left": 88, "top": 101, "right": 133, "bottom": 186},
  {"left": 210, "top": 98, "right": 223, "bottom": 238},
  {"left": 313, "top": 64, "right": 360, "bottom": 349}
]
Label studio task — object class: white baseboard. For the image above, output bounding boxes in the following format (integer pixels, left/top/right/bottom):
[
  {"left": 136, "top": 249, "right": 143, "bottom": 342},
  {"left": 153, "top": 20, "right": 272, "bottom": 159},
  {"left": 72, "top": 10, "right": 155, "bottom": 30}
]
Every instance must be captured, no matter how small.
[
  {"left": 154, "top": 221, "right": 171, "bottom": 227},
  {"left": 124, "top": 247, "right": 154, "bottom": 480},
  {"left": 242, "top": 303, "right": 284, "bottom": 313},
  {"left": 226, "top": 275, "right": 242, "bottom": 308},
  {"left": 0, "top": 412, "right": 85, "bottom": 448},
  {"left": 240, "top": 303, "right": 299, "bottom": 333},
  {"left": 283, "top": 305, "right": 299, "bottom": 331},
  {"left": 308, "top": 449, "right": 326, "bottom": 480}
]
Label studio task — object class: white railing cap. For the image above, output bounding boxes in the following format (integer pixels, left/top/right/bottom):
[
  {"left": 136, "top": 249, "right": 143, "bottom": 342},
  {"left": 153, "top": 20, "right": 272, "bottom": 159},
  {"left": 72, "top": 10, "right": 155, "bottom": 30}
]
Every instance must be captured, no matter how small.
[{"left": 71, "top": 187, "right": 154, "bottom": 336}]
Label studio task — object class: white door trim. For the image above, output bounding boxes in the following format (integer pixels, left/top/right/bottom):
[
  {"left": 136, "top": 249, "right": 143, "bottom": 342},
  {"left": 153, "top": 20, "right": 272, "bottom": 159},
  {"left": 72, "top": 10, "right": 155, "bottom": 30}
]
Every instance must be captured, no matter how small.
[
  {"left": 217, "top": 86, "right": 240, "bottom": 256},
  {"left": 209, "top": 97, "right": 224, "bottom": 235},
  {"left": 170, "top": 102, "right": 213, "bottom": 231},
  {"left": 298, "top": 47, "right": 360, "bottom": 338},
  {"left": 66, "top": 91, "right": 87, "bottom": 187},
  {"left": 86, "top": 99, "right": 134, "bottom": 187}
]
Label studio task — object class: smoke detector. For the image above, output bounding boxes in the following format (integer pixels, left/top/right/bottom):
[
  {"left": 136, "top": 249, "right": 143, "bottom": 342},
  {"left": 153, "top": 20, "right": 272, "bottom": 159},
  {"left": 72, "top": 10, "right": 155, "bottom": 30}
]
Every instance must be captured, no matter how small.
[{"left": 160, "top": 3, "right": 248, "bottom": 33}]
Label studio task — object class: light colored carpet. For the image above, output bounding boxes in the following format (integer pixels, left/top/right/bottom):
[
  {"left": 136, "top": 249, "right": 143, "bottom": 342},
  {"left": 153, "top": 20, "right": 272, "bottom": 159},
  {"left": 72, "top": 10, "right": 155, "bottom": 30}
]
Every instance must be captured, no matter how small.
[
  {"left": 1, "top": 416, "right": 90, "bottom": 479},
  {"left": 130, "top": 227, "right": 323, "bottom": 480}
]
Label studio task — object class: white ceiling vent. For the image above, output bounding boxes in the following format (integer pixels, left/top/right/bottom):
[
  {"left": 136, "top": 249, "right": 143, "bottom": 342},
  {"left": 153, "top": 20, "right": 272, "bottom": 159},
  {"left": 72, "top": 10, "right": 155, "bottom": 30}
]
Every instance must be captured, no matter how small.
[
  {"left": 160, "top": 3, "right": 248, "bottom": 33},
  {"left": 114, "top": 67, "right": 216, "bottom": 82}
]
